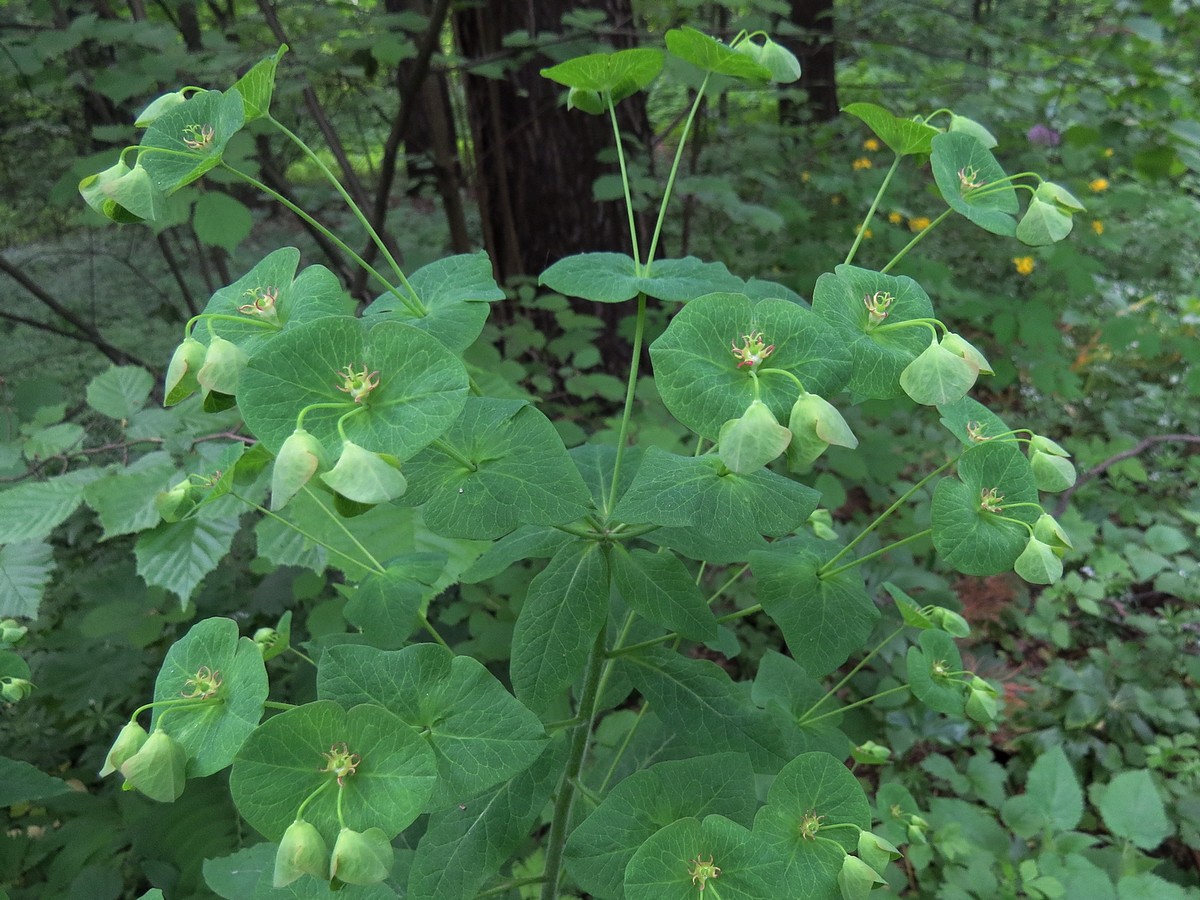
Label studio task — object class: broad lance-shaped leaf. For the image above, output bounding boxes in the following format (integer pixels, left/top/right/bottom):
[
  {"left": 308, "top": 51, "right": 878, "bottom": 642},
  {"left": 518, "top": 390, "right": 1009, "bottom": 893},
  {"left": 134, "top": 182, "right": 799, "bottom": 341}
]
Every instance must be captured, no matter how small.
[
  {"left": 931, "top": 131, "right": 1019, "bottom": 236},
  {"left": 539, "top": 252, "right": 744, "bottom": 304},
  {"left": 239, "top": 316, "right": 469, "bottom": 462},
  {"left": 748, "top": 536, "right": 879, "bottom": 678},
  {"left": 566, "top": 753, "right": 757, "bottom": 900},
  {"left": 665, "top": 26, "right": 772, "bottom": 82},
  {"left": 842, "top": 102, "right": 940, "bottom": 157},
  {"left": 752, "top": 752, "right": 872, "bottom": 898},
  {"left": 340, "top": 561, "right": 436, "bottom": 649},
  {"left": 651, "top": 292, "right": 851, "bottom": 439},
  {"left": 619, "top": 647, "right": 793, "bottom": 773},
  {"left": 401, "top": 397, "right": 591, "bottom": 540},
  {"left": 751, "top": 652, "right": 851, "bottom": 759},
  {"left": 408, "top": 737, "right": 566, "bottom": 899},
  {"left": 625, "top": 814, "right": 787, "bottom": 900},
  {"left": 230, "top": 700, "right": 437, "bottom": 846},
  {"left": 810, "top": 265, "right": 935, "bottom": 400},
  {"left": 611, "top": 545, "right": 718, "bottom": 641},
  {"left": 510, "top": 540, "right": 609, "bottom": 716},
  {"left": 150, "top": 617, "right": 269, "bottom": 777},
  {"left": 139, "top": 89, "right": 246, "bottom": 194},
  {"left": 931, "top": 440, "right": 1039, "bottom": 576},
  {"left": 461, "top": 525, "right": 573, "bottom": 584},
  {"left": 364, "top": 251, "right": 504, "bottom": 352},
  {"left": 317, "top": 643, "right": 547, "bottom": 809}
]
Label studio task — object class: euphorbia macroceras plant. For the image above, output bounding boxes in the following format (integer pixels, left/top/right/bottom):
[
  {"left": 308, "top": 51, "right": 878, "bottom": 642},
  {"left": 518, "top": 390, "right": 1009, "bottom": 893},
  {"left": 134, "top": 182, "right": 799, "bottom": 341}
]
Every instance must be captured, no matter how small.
[{"left": 79, "top": 27, "right": 1082, "bottom": 899}]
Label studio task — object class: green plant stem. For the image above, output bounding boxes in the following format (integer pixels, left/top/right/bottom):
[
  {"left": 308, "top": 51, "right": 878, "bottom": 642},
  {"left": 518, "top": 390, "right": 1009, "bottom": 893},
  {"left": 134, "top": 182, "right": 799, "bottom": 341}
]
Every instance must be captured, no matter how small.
[
  {"left": 606, "top": 95, "right": 641, "bottom": 265},
  {"left": 645, "top": 73, "right": 710, "bottom": 267},
  {"left": 845, "top": 153, "right": 902, "bottom": 266},
  {"left": 606, "top": 293, "right": 648, "bottom": 515},
  {"left": 300, "top": 485, "right": 387, "bottom": 573},
  {"left": 295, "top": 402, "right": 356, "bottom": 431},
  {"left": 295, "top": 779, "right": 335, "bottom": 821},
  {"left": 184, "top": 312, "right": 277, "bottom": 338},
  {"left": 799, "top": 684, "right": 911, "bottom": 727},
  {"left": 335, "top": 406, "right": 367, "bottom": 442},
  {"left": 819, "top": 528, "right": 932, "bottom": 580},
  {"left": 757, "top": 367, "right": 806, "bottom": 392},
  {"left": 552, "top": 523, "right": 598, "bottom": 539},
  {"left": 545, "top": 716, "right": 585, "bottom": 732},
  {"left": 799, "top": 624, "right": 907, "bottom": 721},
  {"left": 289, "top": 647, "right": 316, "bottom": 666},
  {"left": 818, "top": 458, "right": 955, "bottom": 576},
  {"left": 419, "top": 613, "right": 452, "bottom": 652},
  {"left": 230, "top": 490, "right": 385, "bottom": 576},
  {"left": 336, "top": 783, "right": 348, "bottom": 828},
  {"left": 598, "top": 701, "right": 649, "bottom": 794},
  {"left": 605, "top": 604, "right": 761, "bottom": 659},
  {"left": 477, "top": 877, "right": 547, "bottom": 898},
  {"left": 431, "top": 438, "right": 478, "bottom": 472},
  {"left": 540, "top": 625, "right": 607, "bottom": 900},
  {"left": 263, "top": 700, "right": 296, "bottom": 711},
  {"left": 220, "top": 162, "right": 422, "bottom": 316},
  {"left": 881, "top": 208, "right": 952, "bottom": 274},
  {"left": 706, "top": 564, "right": 750, "bottom": 606},
  {"left": 129, "top": 697, "right": 211, "bottom": 721},
  {"left": 268, "top": 115, "right": 420, "bottom": 306}
]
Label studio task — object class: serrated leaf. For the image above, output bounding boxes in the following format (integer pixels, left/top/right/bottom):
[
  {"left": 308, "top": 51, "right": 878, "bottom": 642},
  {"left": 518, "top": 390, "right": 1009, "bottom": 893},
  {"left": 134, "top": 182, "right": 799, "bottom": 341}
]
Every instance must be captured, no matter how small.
[
  {"left": 134, "top": 508, "right": 241, "bottom": 603},
  {"left": 318, "top": 643, "right": 548, "bottom": 809},
  {"left": 749, "top": 537, "right": 879, "bottom": 677},
  {"left": 538, "top": 252, "right": 744, "bottom": 304},
  {"left": 566, "top": 753, "right": 757, "bottom": 900},
  {"left": 150, "top": 617, "right": 268, "bottom": 777},
  {"left": 402, "top": 398, "right": 591, "bottom": 539},
  {"left": 364, "top": 251, "right": 504, "bottom": 352},
  {"left": 0, "top": 469, "right": 100, "bottom": 542},
  {"left": 510, "top": 540, "right": 608, "bottom": 715},
  {"left": 86, "top": 365, "right": 155, "bottom": 419},
  {"left": 230, "top": 700, "right": 436, "bottom": 845},
  {"left": 611, "top": 545, "right": 717, "bottom": 641},
  {"left": 651, "top": 293, "right": 851, "bottom": 439},
  {"left": 843, "top": 103, "right": 940, "bottom": 156},
  {"left": 0, "top": 541, "right": 54, "bottom": 618},
  {"left": 1001, "top": 745, "right": 1081, "bottom": 837},
  {"left": 83, "top": 452, "right": 176, "bottom": 539},
  {"left": 1097, "top": 769, "right": 1171, "bottom": 850},
  {"left": 931, "top": 131, "right": 1018, "bottom": 236},
  {"left": 408, "top": 737, "right": 565, "bottom": 899}
]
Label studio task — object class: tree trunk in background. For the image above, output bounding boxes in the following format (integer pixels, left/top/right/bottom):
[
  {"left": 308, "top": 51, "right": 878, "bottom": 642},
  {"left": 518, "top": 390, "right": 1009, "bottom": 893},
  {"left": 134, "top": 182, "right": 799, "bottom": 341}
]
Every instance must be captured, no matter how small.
[
  {"left": 781, "top": 0, "right": 839, "bottom": 124},
  {"left": 453, "top": 0, "right": 649, "bottom": 282}
]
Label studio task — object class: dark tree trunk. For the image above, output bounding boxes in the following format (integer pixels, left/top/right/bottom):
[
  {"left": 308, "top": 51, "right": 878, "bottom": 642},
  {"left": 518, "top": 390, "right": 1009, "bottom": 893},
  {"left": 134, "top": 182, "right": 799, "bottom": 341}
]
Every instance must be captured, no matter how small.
[
  {"left": 781, "top": 0, "right": 839, "bottom": 124},
  {"left": 452, "top": 0, "right": 650, "bottom": 282}
]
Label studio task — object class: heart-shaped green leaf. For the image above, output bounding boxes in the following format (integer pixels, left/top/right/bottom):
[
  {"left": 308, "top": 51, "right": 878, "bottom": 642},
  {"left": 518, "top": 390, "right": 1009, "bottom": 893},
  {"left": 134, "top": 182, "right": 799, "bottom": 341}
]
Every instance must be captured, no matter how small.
[
  {"left": 905, "top": 629, "right": 965, "bottom": 715},
  {"left": 139, "top": 89, "right": 246, "bottom": 193},
  {"left": 1016, "top": 196, "right": 1074, "bottom": 246},
  {"left": 843, "top": 103, "right": 940, "bottom": 156},
  {"left": 239, "top": 316, "right": 469, "bottom": 461},
  {"left": 665, "top": 27, "right": 772, "bottom": 82},
  {"left": 230, "top": 700, "right": 436, "bottom": 845},
  {"left": 150, "top": 617, "right": 268, "bottom": 777},
  {"left": 539, "top": 252, "right": 744, "bottom": 303},
  {"left": 541, "top": 48, "right": 664, "bottom": 101},
  {"left": 931, "top": 131, "right": 1019, "bottom": 236},
  {"left": 651, "top": 293, "right": 851, "bottom": 439},
  {"left": 811, "top": 265, "right": 936, "bottom": 400}
]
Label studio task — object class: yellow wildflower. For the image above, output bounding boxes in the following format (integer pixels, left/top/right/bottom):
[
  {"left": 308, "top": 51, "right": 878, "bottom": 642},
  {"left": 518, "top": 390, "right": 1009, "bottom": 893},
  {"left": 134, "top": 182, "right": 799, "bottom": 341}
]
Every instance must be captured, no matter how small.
[
  {"left": 1013, "top": 256, "right": 1035, "bottom": 276},
  {"left": 831, "top": 195, "right": 843, "bottom": 206},
  {"left": 855, "top": 225, "right": 873, "bottom": 238},
  {"left": 863, "top": 138, "right": 881, "bottom": 152},
  {"left": 1088, "top": 177, "right": 1109, "bottom": 192},
  {"left": 1104, "top": 147, "right": 1114, "bottom": 158},
  {"left": 801, "top": 171, "right": 811, "bottom": 183},
  {"left": 908, "top": 216, "right": 932, "bottom": 232},
  {"left": 887, "top": 212, "right": 903, "bottom": 224},
  {"left": 852, "top": 157, "right": 873, "bottom": 171},
  {"left": 1091, "top": 219, "right": 1104, "bottom": 235}
]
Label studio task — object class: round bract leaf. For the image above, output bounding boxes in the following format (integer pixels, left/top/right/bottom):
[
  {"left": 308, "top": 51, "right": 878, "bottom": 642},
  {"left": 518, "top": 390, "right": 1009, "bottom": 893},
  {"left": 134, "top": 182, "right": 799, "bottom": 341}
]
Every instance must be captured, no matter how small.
[
  {"left": 651, "top": 293, "right": 851, "bottom": 439},
  {"left": 811, "top": 265, "right": 936, "bottom": 400},
  {"left": 230, "top": 700, "right": 436, "bottom": 845},
  {"left": 665, "top": 27, "right": 772, "bottom": 82},
  {"left": 150, "top": 617, "right": 268, "bottom": 777},
  {"left": 905, "top": 629, "right": 965, "bottom": 715},
  {"left": 541, "top": 48, "right": 664, "bottom": 101},
  {"left": 931, "top": 131, "right": 1019, "bottom": 236},
  {"left": 1016, "top": 197, "right": 1074, "bottom": 246},
  {"left": 842, "top": 103, "right": 940, "bottom": 157},
  {"left": 139, "top": 89, "right": 245, "bottom": 194},
  {"left": 931, "top": 441, "right": 1040, "bottom": 575},
  {"left": 624, "top": 815, "right": 787, "bottom": 900},
  {"left": 948, "top": 113, "right": 998, "bottom": 149},
  {"left": 899, "top": 337, "right": 979, "bottom": 406},
  {"left": 239, "top": 316, "right": 469, "bottom": 461},
  {"left": 937, "top": 396, "right": 1014, "bottom": 447}
]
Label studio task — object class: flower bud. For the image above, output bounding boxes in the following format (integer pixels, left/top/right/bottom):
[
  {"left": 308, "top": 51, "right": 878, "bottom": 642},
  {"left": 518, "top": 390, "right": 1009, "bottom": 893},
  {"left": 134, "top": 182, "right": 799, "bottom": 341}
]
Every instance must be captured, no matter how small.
[
  {"left": 850, "top": 741, "right": 892, "bottom": 766},
  {"left": 1, "top": 677, "right": 34, "bottom": 703},
  {"left": 924, "top": 606, "right": 971, "bottom": 638},
  {"left": 155, "top": 479, "right": 198, "bottom": 523},
  {"left": 734, "top": 36, "right": 801, "bottom": 83},
  {"left": 273, "top": 819, "right": 328, "bottom": 887},
  {"left": 120, "top": 729, "right": 187, "bottom": 803},
  {"left": 1030, "top": 446, "right": 1076, "bottom": 492},
  {"left": 837, "top": 854, "right": 886, "bottom": 900},
  {"left": 135, "top": 90, "right": 188, "bottom": 127},
  {"left": 79, "top": 160, "right": 132, "bottom": 217},
  {"left": 857, "top": 830, "right": 902, "bottom": 873},
  {"left": 0, "top": 618, "right": 27, "bottom": 645},
  {"left": 254, "top": 627, "right": 280, "bottom": 654},
  {"left": 320, "top": 441, "right": 408, "bottom": 505},
  {"left": 1033, "top": 513, "right": 1072, "bottom": 556},
  {"left": 964, "top": 676, "right": 1000, "bottom": 723},
  {"left": 271, "top": 428, "right": 326, "bottom": 511},
  {"left": 196, "top": 336, "right": 248, "bottom": 398},
  {"left": 1014, "top": 535, "right": 1063, "bottom": 585},
  {"left": 165, "top": 337, "right": 208, "bottom": 406},
  {"left": 939, "top": 332, "right": 994, "bottom": 376},
  {"left": 100, "top": 720, "right": 149, "bottom": 777},
  {"left": 900, "top": 337, "right": 978, "bottom": 406},
  {"left": 329, "top": 827, "right": 393, "bottom": 885},
  {"left": 906, "top": 814, "right": 930, "bottom": 845},
  {"left": 787, "top": 391, "right": 857, "bottom": 468},
  {"left": 718, "top": 399, "right": 792, "bottom": 474}
]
